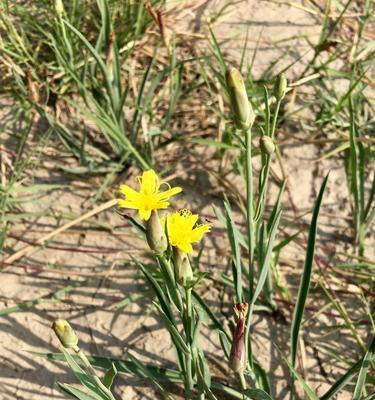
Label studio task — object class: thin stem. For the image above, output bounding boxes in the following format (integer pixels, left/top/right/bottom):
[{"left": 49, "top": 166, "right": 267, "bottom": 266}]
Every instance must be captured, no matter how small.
[
  {"left": 244, "top": 125, "right": 255, "bottom": 374},
  {"left": 73, "top": 346, "right": 117, "bottom": 400},
  {"left": 245, "top": 126, "right": 255, "bottom": 301},
  {"left": 185, "top": 350, "right": 194, "bottom": 399},
  {"left": 239, "top": 372, "right": 247, "bottom": 390},
  {"left": 184, "top": 288, "right": 194, "bottom": 399}
]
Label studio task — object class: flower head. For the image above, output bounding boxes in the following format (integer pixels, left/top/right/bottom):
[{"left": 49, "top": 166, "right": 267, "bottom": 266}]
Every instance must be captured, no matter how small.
[
  {"left": 166, "top": 210, "right": 211, "bottom": 254},
  {"left": 52, "top": 319, "right": 79, "bottom": 349},
  {"left": 119, "top": 169, "right": 182, "bottom": 221}
]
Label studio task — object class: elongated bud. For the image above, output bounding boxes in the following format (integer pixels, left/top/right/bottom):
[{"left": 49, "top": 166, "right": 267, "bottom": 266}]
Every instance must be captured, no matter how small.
[
  {"left": 52, "top": 319, "right": 78, "bottom": 349},
  {"left": 259, "top": 136, "right": 275, "bottom": 155},
  {"left": 229, "top": 303, "right": 248, "bottom": 373},
  {"left": 274, "top": 74, "right": 287, "bottom": 101},
  {"left": 173, "top": 247, "right": 193, "bottom": 286},
  {"left": 106, "top": 32, "right": 115, "bottom": 83},
  {"left": 55, "top": 0, "right": 65, "bottom": 17},
  {"left": 226, "top": 67, "right": 255, "bottom": 130},
  {"left": 146, "top": 210, "right": 167, "bottom": 254},
  {"left": 26, "top": 69, "right": 40, "bottom": 104}
]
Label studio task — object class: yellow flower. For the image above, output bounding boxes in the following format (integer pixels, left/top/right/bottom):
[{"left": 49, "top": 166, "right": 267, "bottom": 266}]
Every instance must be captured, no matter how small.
[
  {"left": 166, "top": 210, "right": 211, "bottom": 254},
  {"left": 119, "top": 169, "right": 182, "bottom": 221}
]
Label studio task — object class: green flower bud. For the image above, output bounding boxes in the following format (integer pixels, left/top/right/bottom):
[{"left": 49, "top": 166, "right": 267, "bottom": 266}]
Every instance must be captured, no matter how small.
[
  {"left": 146, "top": 210, "right": 167, "bottom": 254},
  {"left": 259, "top": 136, "right": 275, "bottom": 155},
  {"left": 52, "top": 319, "right": 78, "bottom": 349},
  {"left": 226, "top": 67, "right": 255, "bottom": 130},
  {"left": 173, "top": 247, "right": 193, "bottom": 286},
  {"left": 274, "top": 74, "right": 288, "bottom": 101},
  {"left": 106, "top": 32, "right": 115, "bottom": 83},
  {"left": 55, "top": 0, "right": 65, "bottom": 17},
  {"left": 229, "top": 303, "right": 248, "bottom": 373}
]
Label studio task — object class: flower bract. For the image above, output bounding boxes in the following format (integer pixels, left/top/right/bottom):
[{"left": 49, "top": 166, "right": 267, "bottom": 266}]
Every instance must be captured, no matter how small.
[
  {"left": 119, "top": 169, "right": 182, "bottom": 221},
  {"left": 166, "top": 210, "right": 211, "bottom": 254}
]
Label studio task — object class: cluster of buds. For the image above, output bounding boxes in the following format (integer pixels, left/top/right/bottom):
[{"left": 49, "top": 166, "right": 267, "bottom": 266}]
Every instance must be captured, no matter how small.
[
  {"left": 229, "top": 303, "right": 248, "bottom": 373},
  {"left": 226, "top": 67, "right": 255, "bottom": 130}
]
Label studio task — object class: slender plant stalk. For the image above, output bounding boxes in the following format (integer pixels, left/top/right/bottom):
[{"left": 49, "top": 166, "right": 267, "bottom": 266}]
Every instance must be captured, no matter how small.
[
  {"left": 73, "top": 345, "right": 117, "bottom": 400},
  {"left": 244, "top": 125, "right": 256, "bottom": 376},
  {"left": 245, "top": 126, "right": 255, "bottom": 300},
  {"left": 184, "top": 287, "right": 194, "bottom": 399}
]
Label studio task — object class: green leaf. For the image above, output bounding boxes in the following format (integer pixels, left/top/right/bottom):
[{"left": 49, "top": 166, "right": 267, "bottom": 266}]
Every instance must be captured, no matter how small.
[
  {"left": 60, "top": 348, "right": 107, "bottom": 400},
  {"left": 32, "top": 351, "right": 182, "bottom": 383},
  {"left": 103, "top": 363, "right": 117, "bottom": 390},
  {"left": 126, "top": 352, "right": 172, "bottom": 399},
  {"left": 244, "top": 388, "right": 272, "bottom": 400},
  {"left": 137, "top": 262, "right": 175, "bottom": 324},
  {"left": 278, "top": 347, "right": 319, "bottom": 400},
  {"left": 153, "top": 302, "right": 190, "bottom": 355},
  {"left": 353, "top": 336, "right": 375, "bottom": 400},
  {"left": 290, "top": 173, "right": 329, "bottom": 368},
  {"left": 224, "top": 196, "right": 243, "bottom": 302},
  {"left": 320, "top": 358, "right": 363, "bottom": 400},
  {"left": 58, "top": 383, "right": 101, "bottom": 400}
]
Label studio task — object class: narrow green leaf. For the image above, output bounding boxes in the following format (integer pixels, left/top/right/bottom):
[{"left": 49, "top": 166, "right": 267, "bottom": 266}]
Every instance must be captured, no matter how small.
[
  {"left": 60, "top": 348, "right": 107, "bottom": 400},
  {"left": 320, "top": 358, "right": 363, "bottom": 400},
  {"left": 290, "top": 173, "right": 329, "bottom": 368},
  {"left": 224, "top": 196, "right": 243, "bottom": 302},
  {"left": 352, "top": 336, "right": 375, "bottom": 400},
  {"left": 244, "top": 388, "right": 272, "bottom": 400},
  {"left": 152, "top": 302, "right": 190, "bottom": 355},
  {"left": 58, "top": 383, "right": 101, "bottom": 400},
  {"left": 103, "top": 363, "right": 117, "bottom": 390},
  {"left": 279, "top": 348, "right": 319, "bottom": 400}
]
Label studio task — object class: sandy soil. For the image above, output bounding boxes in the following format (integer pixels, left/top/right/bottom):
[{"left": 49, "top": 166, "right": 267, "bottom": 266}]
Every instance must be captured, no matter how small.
[{"left": 1, "top": 1, "right": 373, "bottom": 399}]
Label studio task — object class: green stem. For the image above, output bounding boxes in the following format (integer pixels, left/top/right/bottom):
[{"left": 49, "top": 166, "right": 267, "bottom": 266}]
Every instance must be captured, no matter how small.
[
  {"left": 184, "top": 288, "right": 194, "bottom": 399},
  {"left": 239, "top": 372, "right": 247, "bottom": 389},
  {"left": 73, "top": 346, "right": 117, "bottom": 400},
  {"left": 244, "top": 125, "right": 255, "bottom": 373},
  {"left": 245, "top": 126, "right": 255, "bottom": 301},
  {"left": 185, "top": 350, "right": 194, "bottom": 399},
  {"left": 157, "top": 254, "right": 183, "bottom": 311}
]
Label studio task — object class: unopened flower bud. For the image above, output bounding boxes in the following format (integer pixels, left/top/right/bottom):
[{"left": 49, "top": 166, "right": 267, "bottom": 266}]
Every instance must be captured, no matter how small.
[
  {"left": 226, "top": 67, "right": 255, "bottom": 130},
  {"left": 146, "top": 210, "right": 167, "bottom": 254},
  {"left": 259, "top": 136, "right": 275, "bottom": 155},
  {"left": 26, "top": 69, "right": 40, "bottom": 104},
  {"left": 229, "top": 303, "right": 248, "bottom": 373},
  {"left": 274, "top": 74, "right": 287, "bottom": 101},
  {"left": 55, "top": 0, "right": 65, "bottom": 17},
  {"left": 106, "top": 32, "right": 115, "bottom": 83},
  {"left": 52, "top": 319, "right": 78, "bottom": 349},
  {"left": 173, "top": 247, "right": 193, "bottom": 286}
]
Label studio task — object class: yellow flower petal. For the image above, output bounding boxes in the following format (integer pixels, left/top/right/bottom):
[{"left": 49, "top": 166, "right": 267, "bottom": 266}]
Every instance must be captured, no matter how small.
[
  {"left": 139, "top": 208, "right": 152, "bottom": 221},
  {"left": 157, "top": 186, "right": 182, "bottom": 201},
  {"left": 118, "top": 199, "right": 140, "bottom": 210},
  {"left": 190, "top": 224, "right": 211, "bottom": 242},
  {"left": 118, "top": 169, "right": 182, "bottom": 221},
  {"left": 140, "top": 170, "right": 159, "bottom": 195},
  {"left": 166, "top": 210, "right": 210, "bottom": 254}
]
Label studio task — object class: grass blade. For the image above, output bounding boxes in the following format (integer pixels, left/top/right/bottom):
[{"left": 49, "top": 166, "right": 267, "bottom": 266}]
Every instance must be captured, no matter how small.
[
  {"left": 290, "top": 173, "right": 329, "bottom": 368},
  {"left": 352, "top": 336, "right": 375, "bottom": 400}
]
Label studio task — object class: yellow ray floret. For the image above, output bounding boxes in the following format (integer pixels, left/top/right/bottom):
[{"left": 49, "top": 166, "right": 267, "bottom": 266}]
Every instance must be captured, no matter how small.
[
  {"left": 118, "top": 169, "right": 182, "bottom": 221},
  {"left": 166, "top": 210, "right": 211, "bottom": 254}
]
